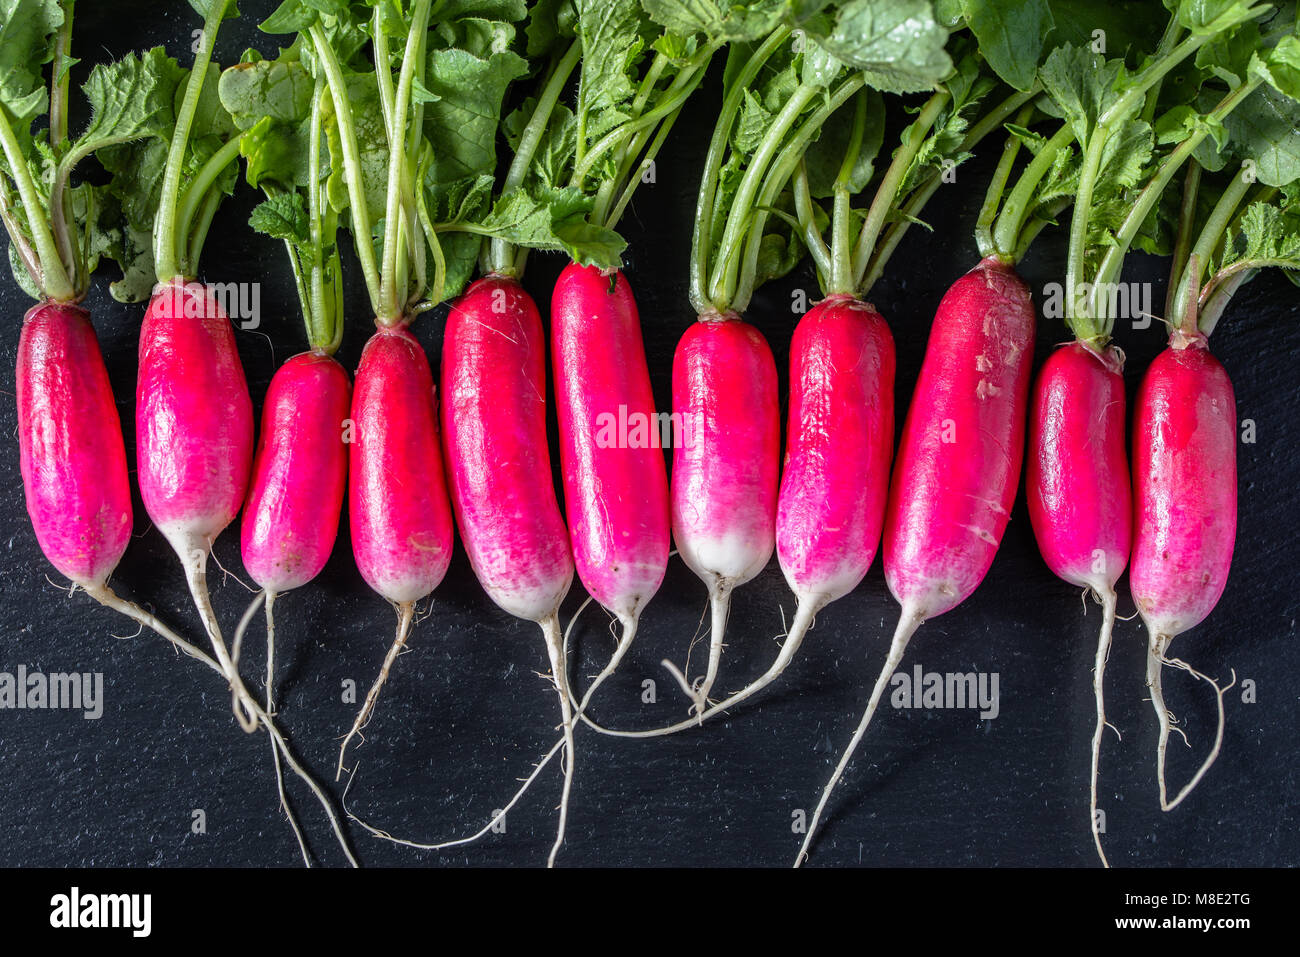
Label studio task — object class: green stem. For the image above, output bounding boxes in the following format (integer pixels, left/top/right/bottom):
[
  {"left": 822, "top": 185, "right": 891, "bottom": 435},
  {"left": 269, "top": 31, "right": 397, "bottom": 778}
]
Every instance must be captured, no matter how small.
[
  {"left": 175, "top": 136, "right": 241, "bottom": 274},
  {"left": 1139, "top": 19, "right": 1183, "bottom": 126},
  {"left": 849, "top": 90, "right": 948, "bottom": 291},
  {"left": 186, "top": 186, "right": 223, "bottom": 275},
  {"left": 708, "top": 82, "right": 819, "bottom": 307},
  {"left": 1172, "top": 162, "right": 1253, "bottom": 325},
  {"left": 488, "top": 40, "right": 580, "bottom": 276},
  {"left": 1165, "top": 161, "right": 1201, "bottom": 318},
  {"left": 372, "top": 4, "right": 396, "bottom": 138},
  {"left": 308, "top": 79, "right": 330, "bottom": 350},
  {"left": 1063, "top": 129, "right": 1106, "bottom": 331},
  {"left": 732, "top": 76, "right": 864, "bottom": 312},
  {"left": 828, "top": 90, "right": 868, "bottom": 295},
  {"left": 792, "top": 160, "right": 831, "bottom": 284},
  {"left": 0, "top": 106, "right": 74, "bottom": 300},
  {"left": 991, "top": 123, "right": 1073, "bottom": 261},
  {"left": 378, "top": 0, "right": 433, "bottom": 324},
  {"left": 154, "top": 0, "right": 231, "bottom": 282},
  {"left": 50, "top": 2, "right": 76, "bottom": 287},
  {"left": 312, "top": 23, "right": 381, "bottom": 314},
  {"left": 689, "top": 28, "right": 790, "bottom": 314},
  {"left": 975, "top": 104, "right": 1034, "bottom": 259}
]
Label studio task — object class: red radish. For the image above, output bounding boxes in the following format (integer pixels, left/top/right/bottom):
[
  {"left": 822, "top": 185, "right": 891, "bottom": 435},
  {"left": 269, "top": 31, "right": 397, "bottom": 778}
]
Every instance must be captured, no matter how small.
[
  {"left": 797, "top": 257, "right": 1035, "bottom": 865},
  {"left": 552, "top": 262, "right": 670, "bottom": 673},
  {"left": 777, "top": 296, "right": 896, "bottom": 653},
  {"left": 137, "top": 278, "right": 257, "bottom": 729},
  {"left": 18, "top": 303, "right": 132, "bottom": 590},
  {"left": 338, "top": 324, "right": 454, "bottom": 775},
  {"left": 666, "top": 315, "right": 779, "bottom": 712},
  {"left": 441, "top": 274, "right": 576, "bottom": 865},
  {"left": 242, "top": 352, "right": 351, "bottom": 594},
  {"left": 1027, "top": 340, "right": 1131, "bottom": 864},
  {"left": 1130, "top": 330, "right": 1236, "bottom": 811}
]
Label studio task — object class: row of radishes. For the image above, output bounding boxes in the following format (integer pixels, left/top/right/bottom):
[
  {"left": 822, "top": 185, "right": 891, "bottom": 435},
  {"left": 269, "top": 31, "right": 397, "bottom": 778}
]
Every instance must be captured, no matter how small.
[{"left": 4, "top": 0, "right": 1296, "bottom": 867}]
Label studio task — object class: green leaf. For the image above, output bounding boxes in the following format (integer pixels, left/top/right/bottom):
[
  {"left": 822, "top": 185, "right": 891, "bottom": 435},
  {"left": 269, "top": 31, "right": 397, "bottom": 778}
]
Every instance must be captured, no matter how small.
[
  {"left": 249, "top": 189, "right": 311, "bottom": 245},
  {"left": 75, "top": 48, "right": 178, "bottom": 152},
  {"left": 1221, "top": 84, "right": 1300, "bottom": 186},
  {"left": 809, "top": 0, "right": 953, "bottom": 94},
  {"left": 0, "top": 0, "right": 63, "bottom": 144},
  {"left": 960, "top": 0, "right": 1055, "bottom": 92},
  {"left": 423, "top": 47, "right": 529, "bottom": 183},
  {"left": 218, "top": 56, "right": 314, "bottom": 131},
  {"left": 641, "top": 0, "right": 791, "bottom": 42}
]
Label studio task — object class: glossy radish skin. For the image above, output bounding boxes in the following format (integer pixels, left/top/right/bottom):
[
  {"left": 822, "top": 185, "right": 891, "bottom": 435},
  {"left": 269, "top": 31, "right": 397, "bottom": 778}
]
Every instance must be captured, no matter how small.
[
  {"left": 778, "top": 295, "right": 895, "bottom": 605},
  {"left": 1028, "top": 341, "right": 1131, "bottom": 591},
  {"left": 442, "top": 276, "right": 573, "bottom": 622},
  {"left": 884, "top": 257, "right": 1035, "bottom": 619},
  {"left": 242, "top": 351, "right": 351, "bottom": 593},
  {"left": 349, "top": 326, "right": 454, "bottom": 604},
  {"left": 1130, "top": 336, "right": 1236, "bottom": 639},
  {"left": 672, "top": 316, "right": 779, "bottom": 589},
  {"left": 17, "top": 302, "right": 132, "bottom": 586},
  {"left": 552, "top": 263, "right": 669, "bottom": 619},
  {"left": 136, "top": 278, "right": 254, "bottom": 552}
]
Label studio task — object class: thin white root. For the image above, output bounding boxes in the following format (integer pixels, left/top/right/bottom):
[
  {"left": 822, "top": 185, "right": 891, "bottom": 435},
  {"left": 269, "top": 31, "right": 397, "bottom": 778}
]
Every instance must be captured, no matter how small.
[
  {"left": 230, "top": 588, "right": 268, "bottom": 672},
  {"left": 85, "top": 582, "right": 357, "bottom": 867},
  {"left": 343, "top": 738, "right": 567, "bottom": 851},
  {"left": 576, "top": 594, "right": 823, "bottom": 739},
  {"left": 540, "top": 614, "right": 576, "bottom": 868},
  {"left": 1090, "top": 588, "right": 1118, "bottom": 868},
  {"left": 794, "top": 605, "right": 923, "bottom": 868},
  {"left": 176, "top": 538, "right": 259, "bottom": 732},
  {"left": 263, "top": 590, "right": 309, "bottom": 867},
  {"left": 661, "top": 581, "right": 733, "bottom": 721},
  {"left": 1148, "top": 626, "right": 1235, "bottom": 812},
  {"left": 337, "top": 600, "right": 416, "bottom": 780}
]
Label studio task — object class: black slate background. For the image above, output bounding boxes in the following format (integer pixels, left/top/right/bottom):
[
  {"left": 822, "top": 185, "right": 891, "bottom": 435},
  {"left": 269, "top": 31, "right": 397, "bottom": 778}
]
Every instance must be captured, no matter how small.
[{"left": 0, "top": 2, "right": 1296, "bottom": 869}]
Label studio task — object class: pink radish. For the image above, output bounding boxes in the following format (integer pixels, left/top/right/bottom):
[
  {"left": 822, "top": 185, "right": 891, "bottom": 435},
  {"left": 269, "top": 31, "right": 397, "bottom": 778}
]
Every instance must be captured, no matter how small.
[
  {"left": 666, "top": 314, "right": 779, "bottom": 712},
  {"left": 137, "top": 278, "right": 256, "bottom": 729},
  {"left": 242, "top": 352, "right": 351, "bottom": 595},
  {"left": 441, "top": 274, "right": 576, "bottom": 865},
  {"left": 1130, "top": 330, "right": 1236, "bottom": 811},
  {"left": 18, "top": 303, "right": 132, "bottom": 591},
  {"left": 797, "top": 257, "right": 1035, "bottom": 865},
  {"left": 776, "top": 295, "right": 896, "bottom": 661},
  {"left": 338, "top": 324, "right": 454, "bottom": 775},
  {"left": 1027, "top": 340, "right": 1131, "bottom": 865},
  {"left": 552, "top": 262, "right": 670, "bottom": 676}
]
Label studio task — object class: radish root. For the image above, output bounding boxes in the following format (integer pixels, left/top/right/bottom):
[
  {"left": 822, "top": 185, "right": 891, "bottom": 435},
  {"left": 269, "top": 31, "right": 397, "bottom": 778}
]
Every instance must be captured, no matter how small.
[
  {"left": 1089, "top": 586, "right": 1118, "bottom": 868},
  {"left": 173, "top": 532, "right": 259, "bottom": 732},
  {"left": 337, "top": 600, "right": 416, "bottom": 780},
  {"left": 662, "top": 579, "right": 732, "bottom": 720},
  {"left": 575, "top": 594, "right": 823, "bottom": 738},
  {"left": 794, "top": 605, "right": 923, "bottom": 867},
  {"left": 260, "top": 589, "right": 309, "bottom": 867},
  {"left": 540, "top": 613, "right": 576, "bottom": 867},
  {"left": 1147, "top": 629, "right": 1235, "bottom": 811},
  {"left": 86, "top": 582, "right": 357, "bottom": 867}
]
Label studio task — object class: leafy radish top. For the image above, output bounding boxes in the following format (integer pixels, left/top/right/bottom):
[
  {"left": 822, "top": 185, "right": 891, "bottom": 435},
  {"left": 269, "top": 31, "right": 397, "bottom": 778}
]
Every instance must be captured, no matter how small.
[{"left": 0, "top": 1, "right": 188, "bottom": 303}]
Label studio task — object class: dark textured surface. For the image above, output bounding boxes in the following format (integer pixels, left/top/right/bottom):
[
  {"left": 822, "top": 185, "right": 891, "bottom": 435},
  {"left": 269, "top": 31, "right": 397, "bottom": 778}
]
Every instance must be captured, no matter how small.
[{"left": 0, "top": 3, "right": 1297, "bottom": 869}]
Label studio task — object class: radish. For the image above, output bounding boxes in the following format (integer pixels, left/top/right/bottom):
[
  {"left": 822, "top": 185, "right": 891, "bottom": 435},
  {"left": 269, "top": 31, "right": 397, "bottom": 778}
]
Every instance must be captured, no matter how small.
[
  {"left": 669, "top": 316, "right": 779, "bottom": 711},
  {"left": 17, "top": 303, "right": 132, "bottom": 594},
  {"left": 1027, "top": 340, "right": 1130, "bottom": 863},
  {"left": 552, "top": 261, "right": 670, "bottom": 658},
  {"left": 442, "top": 274, "right": 575, "bottom": 866},
  {"left": 1130, "top": 332, "right": 1237, "bottom": 809}
]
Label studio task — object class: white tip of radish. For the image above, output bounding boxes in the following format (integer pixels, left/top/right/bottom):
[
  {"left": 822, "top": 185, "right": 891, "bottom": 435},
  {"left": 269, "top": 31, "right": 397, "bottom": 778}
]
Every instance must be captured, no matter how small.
[
  {"left": 1089, "top": 587, "right": 1118, "bottom": 868},
  {"left": 661, "top": 578, "right": 733, "bottom": 720}
]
